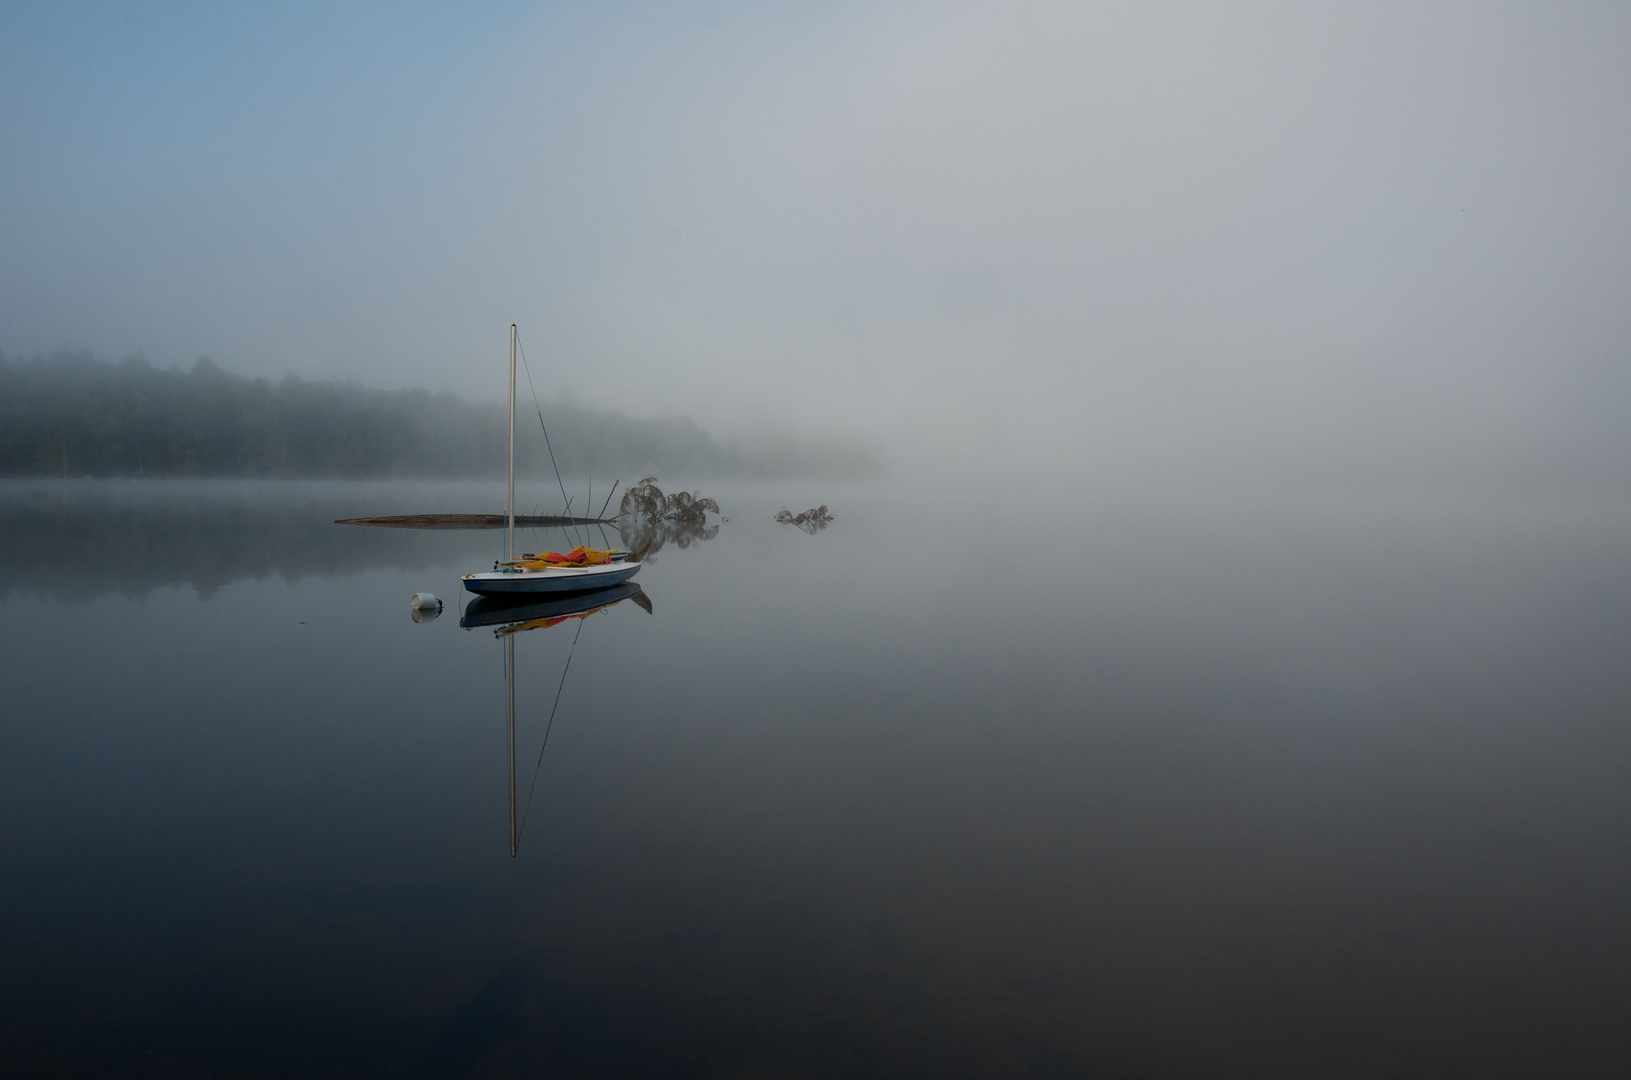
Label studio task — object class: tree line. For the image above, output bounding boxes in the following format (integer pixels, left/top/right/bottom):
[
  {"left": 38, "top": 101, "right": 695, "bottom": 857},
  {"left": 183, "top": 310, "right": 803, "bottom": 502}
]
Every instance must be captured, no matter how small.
[{"left": 0, "top": 351, "right": 876, "bottom": 479}]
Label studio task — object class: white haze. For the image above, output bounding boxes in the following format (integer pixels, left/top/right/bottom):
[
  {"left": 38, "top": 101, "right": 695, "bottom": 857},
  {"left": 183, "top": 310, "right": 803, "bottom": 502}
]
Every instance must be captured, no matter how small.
[{"left": 2, "top": 1, "right": 1628, "bottom": 488}]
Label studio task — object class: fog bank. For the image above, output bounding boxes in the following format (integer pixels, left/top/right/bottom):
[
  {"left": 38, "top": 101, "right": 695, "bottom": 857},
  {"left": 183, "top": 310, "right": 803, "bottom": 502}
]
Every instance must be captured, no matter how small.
[
  {"left": 2, "top": 2, "right": 1628, "bottom": 491},
  {"left": 0, "top": 351, "right": 878, "bottom": 481}
]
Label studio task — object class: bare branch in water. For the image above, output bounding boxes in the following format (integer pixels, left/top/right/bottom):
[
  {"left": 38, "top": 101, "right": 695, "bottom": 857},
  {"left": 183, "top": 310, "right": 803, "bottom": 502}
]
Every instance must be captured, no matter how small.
[
  {"left": 616, "top": 476, "right": 723, "bottom": 559},
  {"left": 775, "top": 506, "right": 833, "bottom": 534}
]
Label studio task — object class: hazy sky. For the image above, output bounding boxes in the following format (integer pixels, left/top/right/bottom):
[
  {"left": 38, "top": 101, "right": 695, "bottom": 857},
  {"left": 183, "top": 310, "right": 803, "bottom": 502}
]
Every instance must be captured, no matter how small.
[{"left": 3, "top": 2, "right": 1628, "bottom": 482}]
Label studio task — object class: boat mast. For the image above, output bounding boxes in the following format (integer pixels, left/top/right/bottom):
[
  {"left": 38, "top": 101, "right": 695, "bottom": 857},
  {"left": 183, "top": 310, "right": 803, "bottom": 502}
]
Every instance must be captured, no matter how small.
[{"left": 507, "top": 324, "right": 517, "bottom": 562}]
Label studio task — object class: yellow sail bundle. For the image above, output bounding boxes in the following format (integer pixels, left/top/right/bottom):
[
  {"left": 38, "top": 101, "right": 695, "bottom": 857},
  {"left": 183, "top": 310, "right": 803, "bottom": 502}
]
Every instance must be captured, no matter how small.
[{"left": 503, "top": 546, "right": 622, "bottom": 571}]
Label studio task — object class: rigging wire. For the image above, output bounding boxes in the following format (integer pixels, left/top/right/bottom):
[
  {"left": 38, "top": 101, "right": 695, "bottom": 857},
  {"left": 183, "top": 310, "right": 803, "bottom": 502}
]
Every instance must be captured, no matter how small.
[
  {"left": 513, "top": 330, "right": 585, "bottom": 549},
  {"left": 515, "top": 618, "right": 585, "bottom": 849}
]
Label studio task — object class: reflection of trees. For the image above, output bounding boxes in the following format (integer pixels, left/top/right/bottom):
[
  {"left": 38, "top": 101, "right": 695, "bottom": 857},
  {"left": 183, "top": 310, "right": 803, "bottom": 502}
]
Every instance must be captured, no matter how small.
[
  {"left": 0, "top": 483, "right": 488, "bottom": 601},
  {"left": 616, "top": 476, "right": 721, "bottom": 559}
]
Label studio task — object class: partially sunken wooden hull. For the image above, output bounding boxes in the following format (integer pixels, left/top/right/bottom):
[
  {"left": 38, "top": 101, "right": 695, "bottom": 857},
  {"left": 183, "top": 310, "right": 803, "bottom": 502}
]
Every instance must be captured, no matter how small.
[{"left": 336, "top": 514, "right": 614, "bottom": 530}]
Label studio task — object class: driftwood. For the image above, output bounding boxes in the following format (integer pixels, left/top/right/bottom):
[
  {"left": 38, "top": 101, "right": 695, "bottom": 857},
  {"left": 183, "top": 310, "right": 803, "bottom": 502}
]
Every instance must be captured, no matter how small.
[{"left": 336, "top": 514, "right": 616, "bottom": 530}]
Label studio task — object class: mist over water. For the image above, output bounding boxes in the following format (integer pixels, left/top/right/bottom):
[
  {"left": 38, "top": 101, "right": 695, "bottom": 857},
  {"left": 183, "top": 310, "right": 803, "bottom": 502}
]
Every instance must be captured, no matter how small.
[
  {"left": 0, "top": 352, "right": 879, "bottom": 481},
  {"left": 2, "top": 478, "right": 1628, "bottom": 1076}
]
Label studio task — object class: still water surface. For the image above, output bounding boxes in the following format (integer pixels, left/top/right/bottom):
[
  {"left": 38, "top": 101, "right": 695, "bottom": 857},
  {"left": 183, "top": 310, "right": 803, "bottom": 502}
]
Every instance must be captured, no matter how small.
[{"left": 1, "top": 478, "right": 1628, "bottom": 1077}]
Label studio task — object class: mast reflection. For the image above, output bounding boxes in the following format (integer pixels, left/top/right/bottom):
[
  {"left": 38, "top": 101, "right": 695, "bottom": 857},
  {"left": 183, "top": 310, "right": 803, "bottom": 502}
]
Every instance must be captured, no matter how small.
[{"left": 462, "top": 583, "right": 652, "bottom": 856}]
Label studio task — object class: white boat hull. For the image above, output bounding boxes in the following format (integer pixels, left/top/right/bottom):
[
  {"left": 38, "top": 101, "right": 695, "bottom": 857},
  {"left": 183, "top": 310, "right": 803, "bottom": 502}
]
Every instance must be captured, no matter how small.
[{"left": 462, "top": 560, "right": 640, "bottom": 596}]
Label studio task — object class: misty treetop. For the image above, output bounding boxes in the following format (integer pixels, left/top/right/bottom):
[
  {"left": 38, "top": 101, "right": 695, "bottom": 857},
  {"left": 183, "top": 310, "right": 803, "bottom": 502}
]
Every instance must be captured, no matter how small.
[{"left": 0, "top": 351, "right": 876, "bottom": 480}]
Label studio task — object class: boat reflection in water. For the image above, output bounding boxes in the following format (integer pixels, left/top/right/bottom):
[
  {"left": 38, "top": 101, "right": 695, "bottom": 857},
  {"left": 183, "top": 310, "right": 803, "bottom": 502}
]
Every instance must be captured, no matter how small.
[
  {"left": 462, "top": 583, "right": 653, "bottom": 856},
  {"left": 460, "top": 582, "right": 651, "bottom": 631}
]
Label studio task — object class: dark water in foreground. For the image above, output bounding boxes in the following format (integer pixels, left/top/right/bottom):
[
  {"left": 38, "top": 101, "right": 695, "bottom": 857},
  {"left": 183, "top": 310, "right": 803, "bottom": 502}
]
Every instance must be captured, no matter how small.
[{"left": 1, "top": 478, "right": 1628, "bottom": 1078}]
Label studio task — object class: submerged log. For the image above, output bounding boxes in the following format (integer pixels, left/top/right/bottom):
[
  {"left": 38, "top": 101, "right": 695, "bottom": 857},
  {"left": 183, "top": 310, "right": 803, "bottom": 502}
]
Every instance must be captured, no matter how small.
[{"left": 335, "top": 514, "right": 617, "bottom": 530}]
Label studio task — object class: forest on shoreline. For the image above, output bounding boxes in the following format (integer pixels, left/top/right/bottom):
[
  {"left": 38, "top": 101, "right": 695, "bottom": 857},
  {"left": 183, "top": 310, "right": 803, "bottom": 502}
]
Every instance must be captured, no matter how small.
[{"left": 0, "top": 351, "right": 877, "bottom": 480}]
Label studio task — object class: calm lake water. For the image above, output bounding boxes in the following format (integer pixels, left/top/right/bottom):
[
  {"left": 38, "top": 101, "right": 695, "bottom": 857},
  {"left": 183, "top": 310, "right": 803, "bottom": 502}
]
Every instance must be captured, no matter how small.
[{"left": 2, "top": 478, "right": 1628, "bottom": 1077}]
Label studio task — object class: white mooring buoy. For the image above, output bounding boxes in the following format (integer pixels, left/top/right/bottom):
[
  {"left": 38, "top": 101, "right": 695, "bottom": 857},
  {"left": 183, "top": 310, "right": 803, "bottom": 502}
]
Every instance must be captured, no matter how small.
[{"left": 410, "top": 593, "right": 443, "bottom": 622}]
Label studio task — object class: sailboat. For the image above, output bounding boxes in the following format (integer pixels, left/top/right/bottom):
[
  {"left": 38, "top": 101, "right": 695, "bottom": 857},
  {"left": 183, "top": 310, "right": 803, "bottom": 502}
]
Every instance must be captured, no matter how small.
[{"left": 462, "top": 325, "right": 641, "bottom": 597}]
